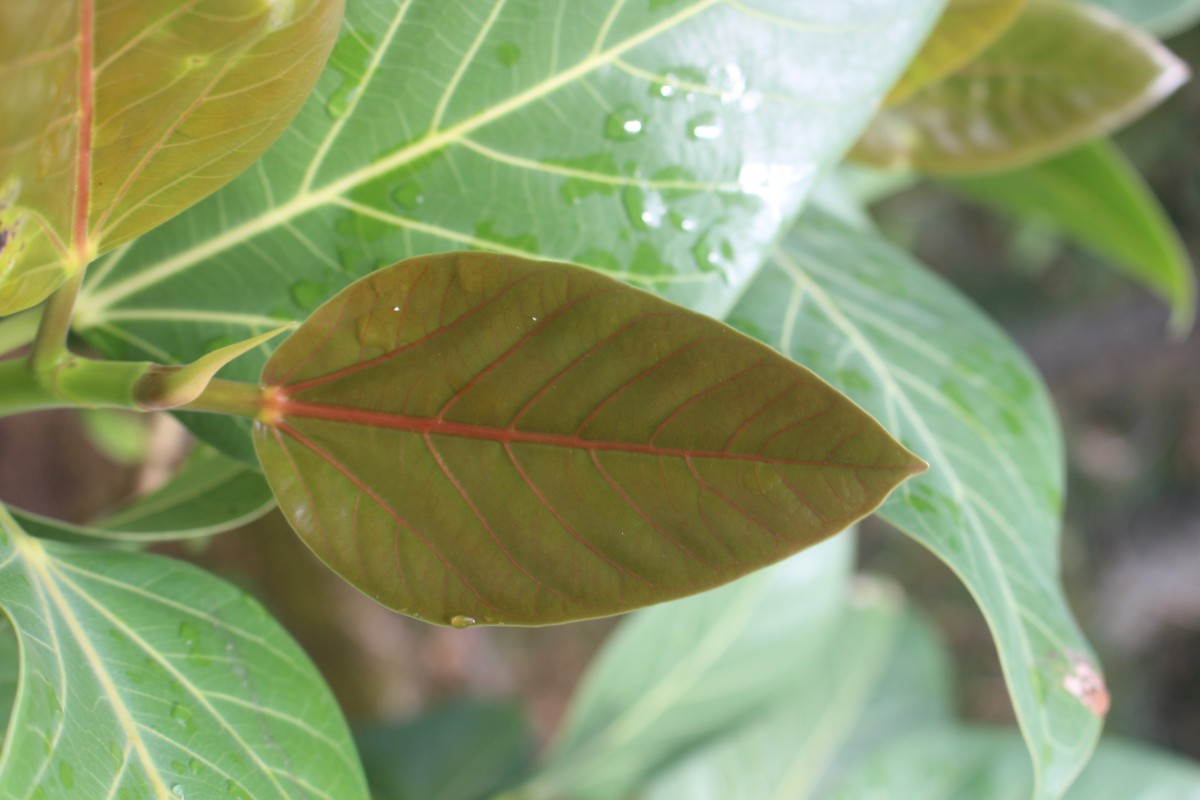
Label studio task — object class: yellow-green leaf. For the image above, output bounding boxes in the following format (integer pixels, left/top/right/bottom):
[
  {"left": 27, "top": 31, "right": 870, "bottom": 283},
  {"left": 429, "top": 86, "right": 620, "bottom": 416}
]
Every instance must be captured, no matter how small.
[
  {"left": 886, "top": 0, "right": 1028, "bottom": 105},
  {"left": 0, "top": 0, "right": 344, "bottom": 315},
  {"left": 853, "top": 0, "right": 1189, "bottom": 174}
]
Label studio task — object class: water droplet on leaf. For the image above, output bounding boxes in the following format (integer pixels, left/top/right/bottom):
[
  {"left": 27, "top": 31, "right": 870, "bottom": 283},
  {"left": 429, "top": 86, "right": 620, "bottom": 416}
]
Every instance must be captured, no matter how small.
[
  {"left": 290, "top": 280, "right": 327, "bottom": 310},
  {"left": 449, "top": 615, "right": 477, "bottom": 628},
  {"left": 496, "top": 42, "right": 522, "bottom": 67},
  {"left": 688, "top": 113, "right": 722, "bottom": 140},
  {"left": 170, "top": 703, "right": 197, "bottom": 732},
  {"left": 604, "top": 105, "right": 646, "bottom": 141}
]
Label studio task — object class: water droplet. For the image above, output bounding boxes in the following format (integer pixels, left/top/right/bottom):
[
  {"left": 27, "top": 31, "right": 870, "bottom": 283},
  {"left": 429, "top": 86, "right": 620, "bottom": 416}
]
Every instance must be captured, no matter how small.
[
  {"left": 449, "top": 615, "right": 477, "bottom": 628},
  {"left": 171, "top": 785, "right": 186, "bottom": 798},
  {"left": 290, "top": 280, "right": 327, "bottom": 310},
  {"left": 178, "top": 622, "right": 209, "bottom": 667},
  {"left": 58, "top": 762, "right": 74, "bottom": 789},
  {"left": 171, "top": 703, "right": 197, "bottom": 732},
  {"left": 604, "top": 104, "right": 646, "bottom": 141},
  {"left": 225, "top": 781, "right": 252, "bottom": 800},
  {"left": 621, "top": 188, "right": 666, "bottom": 231},
  {"left": 688, "top": 113, "right": 722, "bottom": 140},
  {"left": 691, "top": 233, "right": 736, "bottom": 281},
  {"left": 188, "top": 758, "right": 203, "bottom": 775},
  {"left": 390, "top": 182, "right": 424, "bottom": 211},
  {"left": 496, "top": 42, "right": 522, "bottom": 67},
  {"left": 185, "top": 54, "right": 209, "bottom": 70},
  {"left": 266, "top": 0, "right": 295, "bottom": 29},
  {"left": 325, "top": 84, "right": 361, "bottom": 119}
]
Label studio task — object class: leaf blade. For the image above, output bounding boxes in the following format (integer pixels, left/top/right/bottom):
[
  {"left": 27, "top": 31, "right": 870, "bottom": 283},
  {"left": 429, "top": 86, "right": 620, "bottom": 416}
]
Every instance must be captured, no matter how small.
[
  {"left": 255, "top": 253, "right": 923, "bottom": 626},
  {"left": 0, "top": 508, "right": 368, "bottom": 799},
  {"left": 947, "top": 138, "right": 1196, "bottom": 331},
  {"left": 852, "top": 0, "right": 1190, "bottom": 175},
  {"left": 729, "top": 209, "right": 1105, "bottom": 799},
  {"left": 0, "top": 0, "right": 345, "bottom": 314}
]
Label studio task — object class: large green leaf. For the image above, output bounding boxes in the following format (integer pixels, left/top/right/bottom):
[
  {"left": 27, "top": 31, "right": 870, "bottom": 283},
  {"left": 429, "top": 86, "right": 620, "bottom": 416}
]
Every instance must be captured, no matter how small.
[
  {"left": 947, "top": 138, "right": 1196, "bottom": 330},
  {"left": 254, "top": 253, "right": 922, "bottom": 625},
  {"left": 70, "top": 0, "right": 946, "bottom": 462},
  {"left": 728, "top": 209, "right": 1104, "bottom": 799},
  {"left": 852, "top": 0, "right": 1190, "bottom": 175},
  {"left": 12, "top": 444, "right": 274, "bottom": 544},
  {"left": 1086, "top": 0, "right": 1200, "bottom": 36},
  {"left": 828, "top": 728, "right": 1200, "bottom": 799},
  {"left": 356, "top": 700, "right": 534, "bottom": 800},
  {"left": 885, "top": 0, "right": 1027, "bottom": 105},
  {"left": 0, "top": 506, "right": 368, "bottom": 799},
  {"left": 514, "top": 534, "right": 854, "bottom": 800},
  {"left": 641, "top": 594, "right": 954, "bottom": 800},
  {"left": 0, "top": 0, "right": 344, "bottom": 315}
]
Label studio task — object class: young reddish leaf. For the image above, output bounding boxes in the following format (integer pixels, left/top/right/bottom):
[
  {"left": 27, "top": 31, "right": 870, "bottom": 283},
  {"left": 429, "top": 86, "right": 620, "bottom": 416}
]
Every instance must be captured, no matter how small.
[
  {"left": 254, "top": 253, "right": 925, "bottom": 626},
  {"left": 0, "top": 0, "right": 344, "bottom": 314}
]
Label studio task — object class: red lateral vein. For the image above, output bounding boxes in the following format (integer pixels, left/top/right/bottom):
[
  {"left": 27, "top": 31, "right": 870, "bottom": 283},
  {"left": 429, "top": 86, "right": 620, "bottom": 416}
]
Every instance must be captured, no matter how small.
[
  {"left": 275, "top": 398, "right": 903, "bottom": 472},
  {"left": 276, "top": 422, "right": 498, "bottom": 613},
  {"left": 73, "top": 0, "right": 95, "bottom": 259}
]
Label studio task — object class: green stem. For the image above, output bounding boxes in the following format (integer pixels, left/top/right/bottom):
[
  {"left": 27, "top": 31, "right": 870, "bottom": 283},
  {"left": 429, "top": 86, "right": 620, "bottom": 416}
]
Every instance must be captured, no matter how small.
[
  {"left": 0, "top": 356, "right": 152, "bottom": 418},
  {"left": 28, "top": 270, "right": 85, "bottom": 371},
  {"left": 0, "top": 307, "right": 42, "bottom": 357}
]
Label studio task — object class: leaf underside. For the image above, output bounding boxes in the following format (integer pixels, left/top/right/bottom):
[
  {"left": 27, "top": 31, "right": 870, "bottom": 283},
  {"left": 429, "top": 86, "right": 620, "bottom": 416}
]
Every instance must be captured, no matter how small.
[
  {"left": 254, "top": 253, "right": 924, "bottom": 626},
  {"left": 0, "top": 518, "right": 368, "bottom": 800},
  {"left": 731, "top": 208, "right": 1105, "bottom": 799}
]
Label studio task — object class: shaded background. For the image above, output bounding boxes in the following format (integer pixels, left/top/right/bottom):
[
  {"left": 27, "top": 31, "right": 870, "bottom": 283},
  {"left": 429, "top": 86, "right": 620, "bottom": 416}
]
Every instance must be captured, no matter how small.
[{"left": 2, "top": 16, "right": 1199, "bottom": 780}]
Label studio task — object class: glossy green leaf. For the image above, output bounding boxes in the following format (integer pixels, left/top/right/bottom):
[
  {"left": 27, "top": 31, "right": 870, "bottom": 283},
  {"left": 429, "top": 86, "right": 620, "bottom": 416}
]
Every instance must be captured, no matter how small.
[
  {"left": 0, "top": 506, "right": 368, "bottom": 799},
  {"left": 254, "top": 253, "right": 923, "bottom": 625},
  {"left": 886, "top": 0, "right": 1027, "bottom": 105},
  {"left": 13, "top": 444, "right": 274, "bottom": 543},
  {"left": 70, "top": 0, "right": 946, "bottom": 463},
  {"left": 828, "top": 728, "right": 1200, "bottom": 799},
  {"left": 515, "top": 535, "right": 854, "bottom": 800},
  {"left": 0, "top": 622, "right": 15, "bottom": 738},
  {"left": 729, "top": 209, "right": 1104, "bottom": 800},
  {"left": 356, "top": 700, "right": 534, "bottom": 800},
  {"left": 0, "top": 0, "right": 344, "bottom": 315},
  {"left": 1086, "top": 0, "right": 1200, "bottom": 36},
  {"left": 947, "top": 138, "right": 1196, "bottom": 331},
  {"left": 641, "top": 592, "right": 954, "bottom": 800},
  {"left": 852, "top": 0, "right": 1190, "bottom": 175}
]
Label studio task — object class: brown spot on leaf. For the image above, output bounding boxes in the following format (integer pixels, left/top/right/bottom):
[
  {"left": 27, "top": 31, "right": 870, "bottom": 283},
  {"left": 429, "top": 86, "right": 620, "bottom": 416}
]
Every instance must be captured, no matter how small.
[{"left": 1063, "top": 653, "right": 1110, "bottom": 717}]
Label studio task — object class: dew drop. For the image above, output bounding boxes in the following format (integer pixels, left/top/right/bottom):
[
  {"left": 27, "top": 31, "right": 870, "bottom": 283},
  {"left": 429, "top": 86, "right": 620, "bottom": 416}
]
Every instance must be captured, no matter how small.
[
  {"left": 225, "top": 781, "right": 252, "bottom": 800},
  {"left": 325, "top": 84, "right": 361, "bottom": 119},
  {"left": 390, "top": 182, "right": 424, "bottom": 211},
  {"left": 171, "top": 784, "right": 186, "bottom": 799},
  {"left": 688, "top": 113, "right": 722, "bottom": 140},
  {"left": 170, "top": 703, "right": 197, "bottom": 733},
  {"left": 58, "top": 761, "right": 74, "bottom": 789},
  {"left": 188, "top": 758, "right": 203, "bottom": 775},
  {"left": 449, "top": 615, "right": 477, "bottom": 628},
  {"left": 178, "top": 622, "right": 208, "bottom": 667},
  {"left": 604, "top": 104, "right": 646, "bottom": 141}
]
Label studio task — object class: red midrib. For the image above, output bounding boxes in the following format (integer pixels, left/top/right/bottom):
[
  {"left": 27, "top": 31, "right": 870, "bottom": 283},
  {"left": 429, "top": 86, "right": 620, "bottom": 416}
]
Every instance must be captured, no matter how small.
[
  {"left": 73, "top": 0, "right": 95, "bottom": 259},
  {"left": 275, "top": 398, "right": 895, "bottom": 471}
]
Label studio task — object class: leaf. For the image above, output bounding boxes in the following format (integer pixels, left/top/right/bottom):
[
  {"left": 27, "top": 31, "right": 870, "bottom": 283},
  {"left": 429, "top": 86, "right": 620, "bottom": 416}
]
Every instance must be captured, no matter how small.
[
  {"left": 515, "top": 534, "right": 855, "bottom": 800},
  {"left": 356, "top": 700, "right": 534, "bottom": 800},
  {"left": 70, "top": 0, "right": 946, "bottom": 463},
  {"left": 728, "top": 208, "right": 1105, "bottom": 800},
  {"left": 947, "top": 138, "right": 1196, "bottom": 331},
  {"left": 254, "top": 253, "right": 922, "bottom": 626},
  {"left": 0, "top": 0, "right": 345, "bottom": 315},
  {"left": 0, "top": 506, "right": 369, "bottom": 799},
  {"left": 886, "top": 0, "right": 1028, "bottom": 105},
  {"left": 640, "top": 588, "right": 954, "bottom": 800},
  {"left": 12, "top": 444, "right": 275, "bottom": 543},
  {"left": 852, "top": 0, "right": 1190, "bottom": 175},
  {"left": 1085, "top": 0, "right": 1200, "bottom": 36},
  {"left": 827, "top": 728, "right": 1200, "bottom": 799},
  {"left": 0, "top": 622, "right": 16, "bottom": 738}
]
